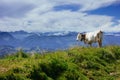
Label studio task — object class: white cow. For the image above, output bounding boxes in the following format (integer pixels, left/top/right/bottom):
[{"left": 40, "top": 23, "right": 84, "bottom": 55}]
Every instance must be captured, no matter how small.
[{"left": 76, "top": 30, "right": 103, "bottom": 47}]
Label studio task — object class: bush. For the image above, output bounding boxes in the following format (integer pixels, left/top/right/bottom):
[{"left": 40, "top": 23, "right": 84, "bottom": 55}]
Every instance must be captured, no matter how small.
[
  {"left": 30, "top": 58, "right": 68, "bottom": 80},
  {"left": 97, "top": 48, "right": 116, "bottom": 63},
  {"left": 0, "top": 73, "right": 28, "bottom": 80},
  {"left": 0, "top": 46, "right": 120, "bottom": 80},
  {"left": 64, "top": 63, "right": 88, "bottom": 80},
  {"left": 15, "top": 49, "right": 29, "bottom": 58},
  {"left": 40, "top": 58, "right": 68, "bottom": 79}
]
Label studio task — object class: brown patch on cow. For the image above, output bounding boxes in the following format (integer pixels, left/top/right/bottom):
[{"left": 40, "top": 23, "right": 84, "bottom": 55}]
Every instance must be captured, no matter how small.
[
  {"left": 81, "top": 34, "right": 86, "bottom": 41},
  {"left": 82, "top": 34, "right": 89, "bottom": 44},
  {"left": 82, "top": 34, "right": 86, "bottom": 39}
]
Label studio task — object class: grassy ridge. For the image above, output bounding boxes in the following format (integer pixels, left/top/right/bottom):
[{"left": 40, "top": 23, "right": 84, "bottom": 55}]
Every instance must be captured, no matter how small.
[{"left": 0, "top": 46, "right": 120, "bottom": 80}]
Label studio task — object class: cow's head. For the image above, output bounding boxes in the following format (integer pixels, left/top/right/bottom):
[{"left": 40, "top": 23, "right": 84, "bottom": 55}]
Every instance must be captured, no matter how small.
[{"left": 76, "top": 33, "right": 85, "bottom": 41}]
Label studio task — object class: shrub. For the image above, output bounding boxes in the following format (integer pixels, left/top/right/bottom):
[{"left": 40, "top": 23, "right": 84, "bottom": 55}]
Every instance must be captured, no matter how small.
[
  {"left": 29, "top": 58, "right": 68, "bottom": 80},
  {"left": 97, "top": 48, "right": 116, "bottom": 63},
  {"left": 40, "top": 58, "right": 68, "bottom": 79},
  {"left": 0, "top": 73, "right": 28, "bottom": 80},
  {"left": 110, "top": 46, "right": 120, "bottom": 59},
  {"left": 0, "top": 46, "right": 120, "bottom": 80},
  {"left": 64, "top": 62, "right": 89, "bottom": 80},
  {"left": 15, "top": 49, "right": 29, "bottom": 58}
]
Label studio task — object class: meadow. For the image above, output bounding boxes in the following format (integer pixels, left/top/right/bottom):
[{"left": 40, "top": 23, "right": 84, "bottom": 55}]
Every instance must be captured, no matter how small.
[{"left": 0, "top": 46, "right": 120, "bottom": 80}]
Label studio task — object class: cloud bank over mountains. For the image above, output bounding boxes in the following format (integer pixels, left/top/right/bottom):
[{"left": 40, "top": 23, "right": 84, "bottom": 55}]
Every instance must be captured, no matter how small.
[{"left": 0, "top": 0, "right": 120, "bottom": 32}]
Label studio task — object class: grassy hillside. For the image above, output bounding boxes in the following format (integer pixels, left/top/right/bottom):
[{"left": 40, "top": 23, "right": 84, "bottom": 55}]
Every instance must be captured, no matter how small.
[{"left": 0, "top": 46, "right": 120, "bottom": 80}]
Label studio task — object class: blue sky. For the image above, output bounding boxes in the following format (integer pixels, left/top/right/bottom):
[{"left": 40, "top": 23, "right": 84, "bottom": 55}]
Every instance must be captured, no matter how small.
[
  {"left": 54, "top": 4, "right": 81, "bottom": 11},
  {"left": 87, "top": 3, "right": 120, "bottom": 19},
  {"left": 0, "top": 0, "right": 120, "bottom": 32}
]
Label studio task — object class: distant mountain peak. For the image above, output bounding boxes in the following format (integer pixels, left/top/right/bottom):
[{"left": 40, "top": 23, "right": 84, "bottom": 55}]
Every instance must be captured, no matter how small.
[
  {"left": 0, "top": 32, "right": 14, "bottom": 39},
  {"left": 10, "top": 30, "right": 28, "bottom": 34}
]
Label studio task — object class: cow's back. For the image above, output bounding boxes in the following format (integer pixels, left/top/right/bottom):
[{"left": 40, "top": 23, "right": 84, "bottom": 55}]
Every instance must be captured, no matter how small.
[
  {"left": 86, "top": 30, "right": 103, "bottom": 42},
  {"left": 85, "top": 31, "right": 99, "bottom": 42}
]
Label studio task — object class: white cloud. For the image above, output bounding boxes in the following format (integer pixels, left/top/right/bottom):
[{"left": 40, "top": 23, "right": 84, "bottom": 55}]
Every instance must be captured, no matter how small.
[
  {"left": 78, "top": 0, "right": 117, "bottom": 11},
  {"left": 39, "top": 0, "right": 118, "bottom": 11},
  {"left": 23, "top": 11, "right": 114, "bottom": 32},
  {"left": 0, "top": 0, "right": 120, "bottom": 32},
  {"left": 102, "top": 22, "right": 120, "bottom": 32}
]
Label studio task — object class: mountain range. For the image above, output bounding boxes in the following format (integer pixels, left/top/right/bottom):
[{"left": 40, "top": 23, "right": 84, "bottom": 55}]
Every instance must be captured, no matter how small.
[{"left": 0, "top": 30, "right": 120, "bottom": 55}]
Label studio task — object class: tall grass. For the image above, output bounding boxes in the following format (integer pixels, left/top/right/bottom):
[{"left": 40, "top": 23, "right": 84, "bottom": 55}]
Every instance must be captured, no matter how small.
[{"left": 0, "top": 46, "right": 120, "bottom": 80}]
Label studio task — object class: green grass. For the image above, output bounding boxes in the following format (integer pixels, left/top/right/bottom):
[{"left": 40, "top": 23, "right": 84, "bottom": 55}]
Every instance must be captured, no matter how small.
[{"left": 0, "top": 46, "right": 120, "bottom": 80}]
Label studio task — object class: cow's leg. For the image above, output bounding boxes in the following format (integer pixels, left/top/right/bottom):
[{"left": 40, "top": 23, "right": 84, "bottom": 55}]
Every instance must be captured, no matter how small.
[
  {"left": 89, "top": 43, "right": 92, "bottom": 47},
  {"left": 98, "top": 39, "right": 102, "bottom": 47}
]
